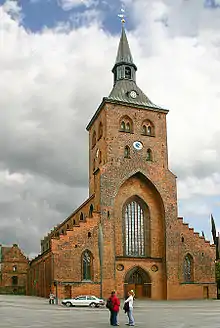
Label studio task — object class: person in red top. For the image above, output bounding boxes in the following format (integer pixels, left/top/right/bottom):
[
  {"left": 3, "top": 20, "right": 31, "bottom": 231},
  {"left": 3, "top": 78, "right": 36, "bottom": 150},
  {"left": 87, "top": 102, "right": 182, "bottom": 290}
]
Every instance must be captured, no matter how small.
[{"left": 108, "top": 290, "right": 120, "bottom": 326}]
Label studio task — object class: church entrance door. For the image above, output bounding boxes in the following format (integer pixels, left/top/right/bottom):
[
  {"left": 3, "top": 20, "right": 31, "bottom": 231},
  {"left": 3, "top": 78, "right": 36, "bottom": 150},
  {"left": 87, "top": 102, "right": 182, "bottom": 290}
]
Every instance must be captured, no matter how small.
[{"left": 124, "top": 266, "right": 151, "bottom": 299}]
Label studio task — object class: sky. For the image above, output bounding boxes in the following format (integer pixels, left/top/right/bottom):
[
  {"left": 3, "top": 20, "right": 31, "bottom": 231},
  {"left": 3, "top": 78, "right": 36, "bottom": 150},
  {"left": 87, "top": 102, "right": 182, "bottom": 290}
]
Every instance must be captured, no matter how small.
[{"left": 0, "top": 0, "right": 220, "bottom": 258}]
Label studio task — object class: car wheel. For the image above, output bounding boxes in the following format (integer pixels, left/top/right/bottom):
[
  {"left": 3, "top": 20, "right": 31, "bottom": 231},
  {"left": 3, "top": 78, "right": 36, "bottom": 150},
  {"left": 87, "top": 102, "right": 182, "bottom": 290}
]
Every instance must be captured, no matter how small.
[
  {"left": 65, "top": 302, "right": 72, "bottom": 307},
  {"left": 89, "top": 302, "right": 96, "bottom": 308}
]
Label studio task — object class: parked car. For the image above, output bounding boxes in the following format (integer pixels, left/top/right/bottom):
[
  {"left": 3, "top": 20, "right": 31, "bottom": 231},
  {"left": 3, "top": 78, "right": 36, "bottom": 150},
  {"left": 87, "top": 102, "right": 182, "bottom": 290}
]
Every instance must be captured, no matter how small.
[{"left": 61, "top": 295, "right": 105, "bottom": 308}]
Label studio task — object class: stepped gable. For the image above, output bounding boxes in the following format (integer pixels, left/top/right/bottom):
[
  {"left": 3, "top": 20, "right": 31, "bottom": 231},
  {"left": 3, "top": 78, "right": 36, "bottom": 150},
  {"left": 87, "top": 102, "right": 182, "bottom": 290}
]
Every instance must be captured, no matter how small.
[
  {"left": 41, "top": 194, "right": 96, "bottom": 253},
  {"left": 51, "top": 211, "right": 100, "bottom": 251},
  {"left": 177, "top": 217, "right": 215, "bottom": 248}
]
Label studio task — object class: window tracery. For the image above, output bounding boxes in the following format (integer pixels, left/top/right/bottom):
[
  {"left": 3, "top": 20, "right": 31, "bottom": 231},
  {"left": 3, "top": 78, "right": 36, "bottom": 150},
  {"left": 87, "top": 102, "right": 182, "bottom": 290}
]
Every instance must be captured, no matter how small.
[
  {"left": 123, "top": 197, "right": 150, "bottom": 257},
  {"left": 142, "top": 120, "right": 155, "bottom": 136},
  {"left": 119, "top": 116, "right": 133, "bottom": 133}
]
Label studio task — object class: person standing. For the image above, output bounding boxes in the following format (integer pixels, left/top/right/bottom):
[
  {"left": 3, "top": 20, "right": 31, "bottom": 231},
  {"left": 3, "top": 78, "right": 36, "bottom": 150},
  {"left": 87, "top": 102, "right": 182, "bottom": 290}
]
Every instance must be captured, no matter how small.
[
  {"left": 49, "top": 291, "right": 55, "bottom": 304},
  {"left": 124, "top": 290, "right": 135, "bottom": 326},
  {"left": 108, "top": 291, "right": 120, "bottom": 326}
]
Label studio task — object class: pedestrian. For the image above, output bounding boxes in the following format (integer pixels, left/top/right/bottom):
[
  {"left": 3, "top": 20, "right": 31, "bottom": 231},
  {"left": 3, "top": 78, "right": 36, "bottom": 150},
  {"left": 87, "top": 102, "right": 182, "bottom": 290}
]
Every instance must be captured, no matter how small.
[
  {"left": 49, "top": 291, "right": 55, "bottom": 304},
  {"left": 124, "top": 290, "right": 135, "bottom": 326},
  {"left": 107, "top": 290, "right": 120, "bottom": 326}
]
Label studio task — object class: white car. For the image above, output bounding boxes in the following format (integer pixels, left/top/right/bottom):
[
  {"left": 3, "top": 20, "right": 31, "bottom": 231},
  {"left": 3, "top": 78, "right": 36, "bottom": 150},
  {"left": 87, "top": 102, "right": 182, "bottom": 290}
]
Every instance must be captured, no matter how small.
[{"left": 61, "top": 295, "right": 105, "bottom": 308}]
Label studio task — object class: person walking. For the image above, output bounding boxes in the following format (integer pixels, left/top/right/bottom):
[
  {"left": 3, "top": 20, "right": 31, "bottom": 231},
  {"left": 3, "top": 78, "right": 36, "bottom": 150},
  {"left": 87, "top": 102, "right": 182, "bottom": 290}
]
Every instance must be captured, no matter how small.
[
  {"left": 108, "top": 291, "right": 120, "bottom": 326},
  {"left": 124, "top": 290, "right": 135, "bottom": 326}
]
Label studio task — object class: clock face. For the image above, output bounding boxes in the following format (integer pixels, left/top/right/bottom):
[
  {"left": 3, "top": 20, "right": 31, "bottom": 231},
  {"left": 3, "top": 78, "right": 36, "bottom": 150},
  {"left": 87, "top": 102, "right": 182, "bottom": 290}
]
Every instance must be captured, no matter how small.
[
  {"left": 133, "top": 141, "right": 143, "bottom": 151},
  {"left": 130, "top": 90, "right": 137, "bottom": 99}
]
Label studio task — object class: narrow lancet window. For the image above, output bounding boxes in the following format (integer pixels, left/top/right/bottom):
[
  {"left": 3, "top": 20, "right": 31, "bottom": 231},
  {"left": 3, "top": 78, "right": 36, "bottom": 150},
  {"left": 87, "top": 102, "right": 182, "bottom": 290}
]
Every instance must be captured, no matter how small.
[
  {"left": 146, "top": 149, "right": 152, "bottom": 161},
  {"left": 183, "top": 254, "right": 193, "bottom": 282},
  {"left": 82, "top": 250, "right": 92, "bottom": 280},
  {"left": 121, "top": 121, "right": 125, "bottom": 131},
  {"left": 124, "top": 146, "right": 130, "bottom": 158}
]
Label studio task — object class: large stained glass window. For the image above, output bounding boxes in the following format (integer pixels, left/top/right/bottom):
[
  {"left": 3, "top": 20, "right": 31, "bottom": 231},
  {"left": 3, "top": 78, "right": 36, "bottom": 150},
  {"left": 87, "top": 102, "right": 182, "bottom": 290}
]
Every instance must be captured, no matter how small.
[{"left": 124, "top": 197, "right": 149, "bottom": 257}]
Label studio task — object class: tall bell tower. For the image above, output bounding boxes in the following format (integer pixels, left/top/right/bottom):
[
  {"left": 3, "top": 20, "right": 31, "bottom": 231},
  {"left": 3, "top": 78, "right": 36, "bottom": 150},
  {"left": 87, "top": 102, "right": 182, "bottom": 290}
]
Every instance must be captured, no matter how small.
[{"left": 86, "top": 23, "right": 178, "bottom": 299}]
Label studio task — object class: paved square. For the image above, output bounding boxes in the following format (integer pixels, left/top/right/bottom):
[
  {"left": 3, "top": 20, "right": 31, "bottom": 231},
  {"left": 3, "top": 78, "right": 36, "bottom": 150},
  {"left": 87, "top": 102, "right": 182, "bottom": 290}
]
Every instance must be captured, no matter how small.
[{"left": 0, "top": 295, "right": 219, "bottom": 328}]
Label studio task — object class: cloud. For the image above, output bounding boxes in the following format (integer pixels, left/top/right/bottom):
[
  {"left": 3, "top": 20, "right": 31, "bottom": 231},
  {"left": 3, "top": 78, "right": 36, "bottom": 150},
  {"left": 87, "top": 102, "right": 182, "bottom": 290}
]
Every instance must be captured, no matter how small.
[
  {"left": 0, "top": 0, "right": 220, "bottom": 255},
  {"left": 2, "top": 0, "right": 24, "bottom": 22},
  {"left": 58, "top": 0, "right": 99, "bottom": 11}
]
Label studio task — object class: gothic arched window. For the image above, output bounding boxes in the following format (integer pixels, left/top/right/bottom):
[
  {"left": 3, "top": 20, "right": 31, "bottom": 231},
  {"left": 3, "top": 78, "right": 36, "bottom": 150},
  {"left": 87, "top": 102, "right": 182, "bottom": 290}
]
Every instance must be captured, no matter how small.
[
  {"left": 126, "top": 122, "right": 131, "bottom": 132},
  {"left": 142, "top": 120, "right": 155, "bottom": 136},
  {"left": 120, "top": 121, "right": 125, "bottom": 131},
  {"left": 89, "top": 204, "right": 94, "bottom": 218},
  {"left": 146, "top": 149, "right": 152, "bottom": 161},
  {"left": 80, "top": 212, "right": 84, "bottom": 221},
  {"left": 82, "top": 250, "right": 93, "bottom": 280},
  {"left": 125, "top": 66, "right": 132, "bottom": 79},
  {"left": 119, "top": 116, "right": 133, "bottom": 133},
  {"left": 123, "top": 196, "right": 150, "bottom": 257},
  {"left": 142, "top": 125, "right": 147, "bottom": 135},
  {"left": 183, "top": 254, "right": 193, "bottom": 282},
  {"left": 147, "top": 125, "right": 152, "bottom": 135},
  {"left": 124, "top": 146, "right": 130, "bottom": 158},
  {"left": 98, "top": 122, "right": 103, "bottom": 140}
]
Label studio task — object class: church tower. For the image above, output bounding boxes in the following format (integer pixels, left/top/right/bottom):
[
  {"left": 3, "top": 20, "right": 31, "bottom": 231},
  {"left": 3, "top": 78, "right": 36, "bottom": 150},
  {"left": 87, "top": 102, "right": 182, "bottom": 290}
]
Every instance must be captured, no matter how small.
[
  {"left": 29, "top": 23, "right": 216, "bottom": 302},
  {"left": 86, "top": 24, "right": 179, "bottom": 299}
]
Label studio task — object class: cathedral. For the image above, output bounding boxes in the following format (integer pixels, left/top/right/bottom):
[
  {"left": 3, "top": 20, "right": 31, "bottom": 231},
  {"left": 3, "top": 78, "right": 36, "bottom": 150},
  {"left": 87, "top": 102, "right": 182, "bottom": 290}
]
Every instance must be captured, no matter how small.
[{"left": 27, "top": 25, "right": 216, "bottom": 300}]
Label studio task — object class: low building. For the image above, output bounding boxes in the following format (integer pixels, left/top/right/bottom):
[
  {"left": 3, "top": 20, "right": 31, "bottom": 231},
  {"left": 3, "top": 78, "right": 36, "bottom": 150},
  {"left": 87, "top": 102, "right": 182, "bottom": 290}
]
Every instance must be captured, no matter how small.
[{"left": 0, "top": 244, "right": 29, "bottom": 295}]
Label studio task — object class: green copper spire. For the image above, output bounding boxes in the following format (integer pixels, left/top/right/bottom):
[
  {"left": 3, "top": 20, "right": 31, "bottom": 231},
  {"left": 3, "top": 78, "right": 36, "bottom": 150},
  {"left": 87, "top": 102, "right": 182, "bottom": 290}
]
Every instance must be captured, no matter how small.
[
  {"left": 108, "top": 25, "right": 165, "bottom": 111},
  {"left": 115, "top": 25, "right": 135, "bottom": 67},
  {"left": 112, "top": 25, "right": 137, "bottom": 84}
]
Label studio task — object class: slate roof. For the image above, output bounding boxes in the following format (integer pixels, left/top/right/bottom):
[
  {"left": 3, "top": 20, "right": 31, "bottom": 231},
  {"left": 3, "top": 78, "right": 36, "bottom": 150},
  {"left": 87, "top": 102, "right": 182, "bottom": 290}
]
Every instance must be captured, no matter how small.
[{"left": 107, "top": 79, "right": 165, "bottom": 110}]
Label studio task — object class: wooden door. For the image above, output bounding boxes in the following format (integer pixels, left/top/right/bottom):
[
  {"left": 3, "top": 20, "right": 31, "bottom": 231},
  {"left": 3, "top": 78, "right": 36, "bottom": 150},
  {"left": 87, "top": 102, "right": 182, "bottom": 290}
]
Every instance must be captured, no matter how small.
[
  {"left": 203, "top": 286, "right": 209, "bottom": 299},
  {"left": 136, "top": 284, "right": 144, "bottom": 298}
]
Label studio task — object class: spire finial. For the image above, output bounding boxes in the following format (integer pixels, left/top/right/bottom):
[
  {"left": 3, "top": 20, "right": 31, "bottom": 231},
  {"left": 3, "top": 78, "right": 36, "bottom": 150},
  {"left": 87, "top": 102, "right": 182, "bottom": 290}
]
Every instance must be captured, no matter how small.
[{"left": 118, "top": 6, "right": 126, "bottom": 25}]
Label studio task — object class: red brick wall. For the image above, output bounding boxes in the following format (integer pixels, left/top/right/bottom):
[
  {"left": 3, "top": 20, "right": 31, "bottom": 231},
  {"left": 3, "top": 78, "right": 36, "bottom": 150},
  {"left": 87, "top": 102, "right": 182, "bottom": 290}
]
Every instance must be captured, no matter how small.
[
  {"left": 0, "top": 245, "right": 29, "bottom": 294},
  {"left": 27, "top": 251, "right": 52, "bottom": 298},
  {"left": 28, "top": 99, "right": 217, "bottom": 301}
]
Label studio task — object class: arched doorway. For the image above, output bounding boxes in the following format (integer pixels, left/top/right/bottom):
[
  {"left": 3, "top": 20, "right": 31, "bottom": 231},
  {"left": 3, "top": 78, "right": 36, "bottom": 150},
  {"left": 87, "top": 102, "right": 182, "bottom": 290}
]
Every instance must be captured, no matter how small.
[{"left": 124, "top": 266, "right": 151, "bottom": 299}]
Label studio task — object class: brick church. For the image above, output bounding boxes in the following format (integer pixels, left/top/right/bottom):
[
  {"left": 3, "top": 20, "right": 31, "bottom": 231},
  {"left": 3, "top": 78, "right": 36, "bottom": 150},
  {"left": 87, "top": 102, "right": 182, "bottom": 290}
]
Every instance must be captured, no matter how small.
[{"left": 27, "top": 25, "right": 216, "bottom": 300}]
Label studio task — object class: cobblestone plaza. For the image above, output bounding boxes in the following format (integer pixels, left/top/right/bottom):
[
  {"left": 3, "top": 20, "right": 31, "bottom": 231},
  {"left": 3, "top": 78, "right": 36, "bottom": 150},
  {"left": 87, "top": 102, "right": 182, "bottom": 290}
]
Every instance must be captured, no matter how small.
[{"left": 0, "top": 295, "right": 219, "bottom": 328}]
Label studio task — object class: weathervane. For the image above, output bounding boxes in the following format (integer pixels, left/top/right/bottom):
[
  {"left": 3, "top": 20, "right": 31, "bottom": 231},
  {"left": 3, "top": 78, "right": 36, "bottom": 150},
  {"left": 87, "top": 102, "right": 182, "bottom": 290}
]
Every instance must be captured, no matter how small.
[{"left": 118, "top": 7, "right": 126, "bottom": 24}]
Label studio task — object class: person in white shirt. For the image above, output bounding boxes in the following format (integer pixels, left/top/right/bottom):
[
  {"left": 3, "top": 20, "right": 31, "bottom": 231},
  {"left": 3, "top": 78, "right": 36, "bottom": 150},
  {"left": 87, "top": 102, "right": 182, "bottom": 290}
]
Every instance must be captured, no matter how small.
[{"left": 124, "top": 290, "right": 135, "bottom": 326}]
